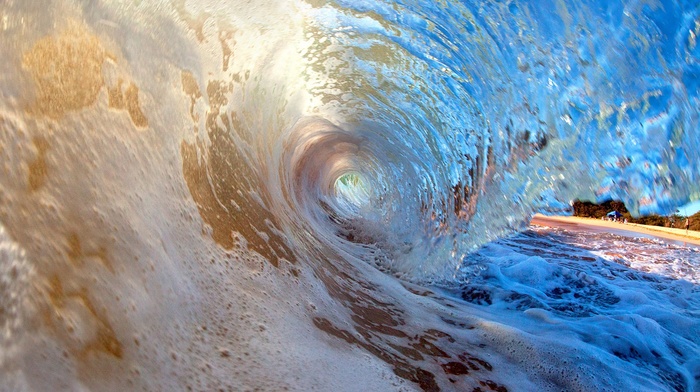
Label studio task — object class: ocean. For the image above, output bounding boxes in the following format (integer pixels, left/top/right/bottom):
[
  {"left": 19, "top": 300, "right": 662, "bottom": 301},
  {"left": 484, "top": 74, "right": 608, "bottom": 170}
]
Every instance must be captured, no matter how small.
[{"left": 0, "top": 0, "right": 698, "bottom": 390}]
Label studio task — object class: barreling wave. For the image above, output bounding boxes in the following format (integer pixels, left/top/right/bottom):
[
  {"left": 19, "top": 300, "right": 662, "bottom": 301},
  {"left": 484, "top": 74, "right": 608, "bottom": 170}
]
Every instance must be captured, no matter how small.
[
  {"left": 267, "top": 0, "right": 700, "bottom": 277},
  {"left": 0, "top": 0, "right": 698, "bottom": 390}
]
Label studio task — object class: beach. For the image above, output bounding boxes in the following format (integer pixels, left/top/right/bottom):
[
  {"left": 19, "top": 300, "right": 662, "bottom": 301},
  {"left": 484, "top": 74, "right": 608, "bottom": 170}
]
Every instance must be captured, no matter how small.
[{"left": 531, "top": 214, "right": 700, "bottom": 247}]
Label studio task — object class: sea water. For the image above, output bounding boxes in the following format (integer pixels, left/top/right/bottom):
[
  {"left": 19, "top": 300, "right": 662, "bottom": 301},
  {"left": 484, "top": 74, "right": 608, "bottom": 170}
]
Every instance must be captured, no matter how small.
[{"left": 0, "top": 0, "right": 698, "bottom": 391}]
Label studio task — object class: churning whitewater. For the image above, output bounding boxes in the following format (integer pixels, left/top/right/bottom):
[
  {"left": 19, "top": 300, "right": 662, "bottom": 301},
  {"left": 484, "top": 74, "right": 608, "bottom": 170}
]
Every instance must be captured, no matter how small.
[{"left": 0, "top": 0, "right": 698, "bottom": 391}]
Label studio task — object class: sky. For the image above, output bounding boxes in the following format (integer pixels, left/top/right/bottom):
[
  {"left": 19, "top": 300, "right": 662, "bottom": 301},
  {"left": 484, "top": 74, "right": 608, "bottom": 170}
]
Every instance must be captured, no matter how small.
[{"left": 677, "top": 200, "right": 700, "bottom": 216}]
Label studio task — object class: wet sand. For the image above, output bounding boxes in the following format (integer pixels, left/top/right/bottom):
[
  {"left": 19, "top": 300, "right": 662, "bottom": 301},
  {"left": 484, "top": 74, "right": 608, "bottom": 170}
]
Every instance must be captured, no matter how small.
[{"left": 531, "top": 214, "right": 700, "bottom": 247}]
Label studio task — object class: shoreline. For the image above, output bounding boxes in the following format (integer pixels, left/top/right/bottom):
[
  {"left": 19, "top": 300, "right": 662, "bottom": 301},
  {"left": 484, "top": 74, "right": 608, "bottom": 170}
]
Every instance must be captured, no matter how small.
[{"left": 530, "top": 214, "right": 700, "bottom": 247}]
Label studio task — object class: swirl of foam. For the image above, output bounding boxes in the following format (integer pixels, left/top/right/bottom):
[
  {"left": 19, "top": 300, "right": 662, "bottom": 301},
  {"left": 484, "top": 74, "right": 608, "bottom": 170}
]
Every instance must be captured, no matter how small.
[{"left": 270, "top": 117, "right": 421, "bottom": 266}]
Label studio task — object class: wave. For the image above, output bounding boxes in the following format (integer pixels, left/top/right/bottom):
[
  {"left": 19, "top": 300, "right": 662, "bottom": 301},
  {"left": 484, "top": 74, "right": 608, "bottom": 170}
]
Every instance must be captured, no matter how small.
[{"left": 0, "top": 0, "right": 698, "bottom": 390}]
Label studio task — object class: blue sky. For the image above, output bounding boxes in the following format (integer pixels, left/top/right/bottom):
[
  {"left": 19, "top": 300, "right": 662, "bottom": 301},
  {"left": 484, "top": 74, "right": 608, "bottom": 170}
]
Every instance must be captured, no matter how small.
[{"left": 677, "top": 200, "right": 700, "bottom": 216}]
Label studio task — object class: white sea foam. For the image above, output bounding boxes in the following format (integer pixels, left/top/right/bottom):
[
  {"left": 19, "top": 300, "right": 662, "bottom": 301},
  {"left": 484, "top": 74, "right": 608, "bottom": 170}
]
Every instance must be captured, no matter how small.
[{"left": 444, "top": 225, "right": 700, "bottom": 391}]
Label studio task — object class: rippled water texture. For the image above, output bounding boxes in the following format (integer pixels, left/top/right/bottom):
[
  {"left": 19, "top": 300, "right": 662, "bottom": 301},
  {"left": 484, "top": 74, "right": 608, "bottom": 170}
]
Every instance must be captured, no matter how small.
[{"left": 0, "top": 0, "right": 698, "bottom": 391}]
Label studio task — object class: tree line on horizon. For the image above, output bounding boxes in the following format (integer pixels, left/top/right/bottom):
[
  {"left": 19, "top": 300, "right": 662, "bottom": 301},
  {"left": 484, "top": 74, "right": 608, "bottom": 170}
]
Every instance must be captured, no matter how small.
[{"left": 571, "top": 200, "right": 700, "bottom": 231}]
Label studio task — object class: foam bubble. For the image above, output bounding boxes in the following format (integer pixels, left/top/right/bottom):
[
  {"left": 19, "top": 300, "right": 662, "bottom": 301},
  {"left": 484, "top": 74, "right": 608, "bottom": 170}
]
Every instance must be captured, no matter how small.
[{"left": 0, "top": 224, "right": 33, "bottom": 392}]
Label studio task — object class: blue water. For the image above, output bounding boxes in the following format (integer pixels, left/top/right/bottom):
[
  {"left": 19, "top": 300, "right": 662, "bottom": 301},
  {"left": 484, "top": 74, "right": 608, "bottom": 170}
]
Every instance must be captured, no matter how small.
[
  {"left": 295, "top": 0, "right": 700, "bottom": 277},
  {"left": 0, "top": 0, "right": 698, "bottom": 391}
]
